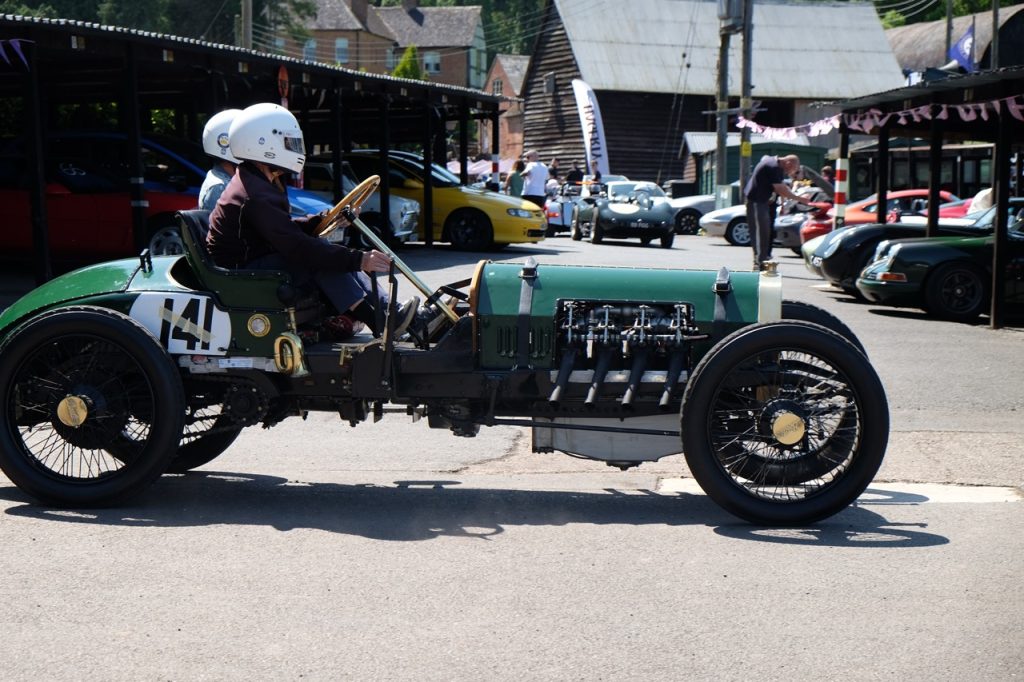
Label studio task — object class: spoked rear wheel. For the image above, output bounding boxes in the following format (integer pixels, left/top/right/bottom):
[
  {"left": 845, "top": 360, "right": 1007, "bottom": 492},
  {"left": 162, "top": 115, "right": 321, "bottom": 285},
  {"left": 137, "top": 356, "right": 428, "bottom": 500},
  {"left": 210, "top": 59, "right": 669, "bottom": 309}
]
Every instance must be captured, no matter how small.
[
  {"left": 681, "top": 321, "right": 888, "bottom": 525},
  {"left": 166, "top": 406, "right": 242, "bottom": 473},
  {"left": 0, "top": 306, "right": 185, "bottom": 506}
]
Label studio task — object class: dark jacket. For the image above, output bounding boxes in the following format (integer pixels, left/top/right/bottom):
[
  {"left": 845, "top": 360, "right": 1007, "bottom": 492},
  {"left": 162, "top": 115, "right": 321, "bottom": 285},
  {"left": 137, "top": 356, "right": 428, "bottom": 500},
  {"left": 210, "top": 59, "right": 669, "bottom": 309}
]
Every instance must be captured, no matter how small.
[{"left": 207, "top": 162, "right": 363, "bottom": 272}]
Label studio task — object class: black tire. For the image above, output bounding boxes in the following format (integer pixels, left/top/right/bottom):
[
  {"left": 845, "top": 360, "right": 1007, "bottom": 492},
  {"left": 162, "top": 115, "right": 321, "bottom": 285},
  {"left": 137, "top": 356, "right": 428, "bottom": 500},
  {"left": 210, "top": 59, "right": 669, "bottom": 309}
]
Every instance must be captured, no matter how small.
[
  {"left": 589, "top": 219, "right": 603, "bottom": 244},
  {"left": 660, "top": 230, "right": 675, "bottom": 249},
  {"left": 924, "top": 261, "right": 989, "bottom": 322},
  {"left": 641, "top": 237, "right": 652, "bottom": 247},
  {"left": 0, "top": 306, "right": 185, "bottom": 506},
  {"left": 147, "top": 219, "right": 186, "bottom": 256},
  {"left": 544, "top": 221, "right": 557, "bottom": 238},
  {"left": 781, "top": 300, "right": 866, "bottom": 355},
  {"left": 675, "top": 209, "right": 700, "bottom": 235},
  {"left": 445, "top": 209, "right": 494, "bottom": 251},
  {"left": 724, "top": 218, "right": 751, "bottom": 246},
  {"left": 680, "top": 321, "right": 888, "bottom": 525},
  {"left": 570, "top": 207, "right": 583, "bottom": 241},
  {"left": 165, "top": 408, "right": 243, "bottom": 473}
]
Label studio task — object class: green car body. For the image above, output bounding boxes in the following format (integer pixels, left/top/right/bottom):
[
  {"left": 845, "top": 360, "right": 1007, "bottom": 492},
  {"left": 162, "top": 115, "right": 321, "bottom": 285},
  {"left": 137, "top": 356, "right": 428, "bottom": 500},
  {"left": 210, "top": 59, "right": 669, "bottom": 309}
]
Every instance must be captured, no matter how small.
[
  {"left": 857, "top": 218, "right": 1024, "bottom": 322},
  {"left": 0, "top": 211, "right": 890, "bottom": 525}
]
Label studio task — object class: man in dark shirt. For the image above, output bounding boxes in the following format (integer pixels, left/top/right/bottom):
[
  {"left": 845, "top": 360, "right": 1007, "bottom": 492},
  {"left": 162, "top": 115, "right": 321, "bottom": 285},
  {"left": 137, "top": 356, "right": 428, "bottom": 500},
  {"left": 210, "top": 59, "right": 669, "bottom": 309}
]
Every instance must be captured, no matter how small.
[
  {"left": 744, "top": 154, "right": 813, "bottom": 271},
  {"left": 206, "top": 102, "right": 417, "bottom": 335}
]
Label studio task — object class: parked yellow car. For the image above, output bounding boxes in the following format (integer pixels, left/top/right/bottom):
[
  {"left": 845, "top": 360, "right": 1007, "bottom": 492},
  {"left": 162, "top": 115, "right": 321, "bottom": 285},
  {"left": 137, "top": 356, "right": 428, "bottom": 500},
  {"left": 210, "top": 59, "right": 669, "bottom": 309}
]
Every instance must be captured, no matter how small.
[{"left": 336, "top": 150, "right": 547, "bottom": 250}]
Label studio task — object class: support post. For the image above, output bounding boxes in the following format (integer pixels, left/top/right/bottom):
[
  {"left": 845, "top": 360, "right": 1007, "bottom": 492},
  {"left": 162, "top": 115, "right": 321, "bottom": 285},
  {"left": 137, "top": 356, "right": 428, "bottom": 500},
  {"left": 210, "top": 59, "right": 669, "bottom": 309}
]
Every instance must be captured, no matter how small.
[
  {"left": 876, "top": 125, "right": 890, "bottom": 224},
  {"left": 422, "top": 97, "right": 435, "bottom": 246},
  {"left": 927, "top": 109, "right": 944, "bottom": 238},
  {"left": 123, "top": 43, "right": 148, "bottom": 254},
  {"left": 489, "top": 111, "right": 501, "bottom": 192},
  {"left": 25, "top": 39, "right": 51, "bottom": 284},
  {"left": 459, "top": 100, "right": 470, "bottom": 186},
  {"left": 991, "top": 105, "right": 1011, "bottom": 328},
  {"left": 834, "top": 123, "right": 850, "bottom": 229}
]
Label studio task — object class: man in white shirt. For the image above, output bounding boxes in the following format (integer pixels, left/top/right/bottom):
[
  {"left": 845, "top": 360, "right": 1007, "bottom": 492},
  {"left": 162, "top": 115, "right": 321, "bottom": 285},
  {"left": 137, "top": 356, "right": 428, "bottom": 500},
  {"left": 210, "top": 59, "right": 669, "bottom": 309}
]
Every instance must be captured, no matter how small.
[{"left": 521, "top": 149, "right": 550, "bottom": 210}]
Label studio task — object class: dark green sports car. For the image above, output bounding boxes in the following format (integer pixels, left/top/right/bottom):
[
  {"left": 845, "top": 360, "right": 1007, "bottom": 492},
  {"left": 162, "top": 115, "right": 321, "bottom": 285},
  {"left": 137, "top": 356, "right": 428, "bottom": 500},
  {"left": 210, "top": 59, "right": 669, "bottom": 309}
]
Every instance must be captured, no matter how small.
[
  {"left": 856, "top": 209, "right": 1024, "bottom": 322},
  {"left": 571, "top": 181, "right": 676, "bottom": 248}
]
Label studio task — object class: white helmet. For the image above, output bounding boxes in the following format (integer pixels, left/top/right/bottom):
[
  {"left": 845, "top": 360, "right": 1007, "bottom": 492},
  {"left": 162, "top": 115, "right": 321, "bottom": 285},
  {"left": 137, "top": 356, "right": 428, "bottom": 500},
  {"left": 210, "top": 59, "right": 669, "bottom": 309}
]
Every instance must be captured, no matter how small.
[
  {"left": 201, "top": 108, "right": 242, "bottom": 163},
  {"left": 228, "top": 102, "right": 305, "bottom": 173}
]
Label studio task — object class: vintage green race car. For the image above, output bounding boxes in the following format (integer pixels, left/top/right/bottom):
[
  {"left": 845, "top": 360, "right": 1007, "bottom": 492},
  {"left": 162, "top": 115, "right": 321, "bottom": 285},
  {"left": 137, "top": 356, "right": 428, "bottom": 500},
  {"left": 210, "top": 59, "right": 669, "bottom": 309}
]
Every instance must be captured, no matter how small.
[{"left": 0, "top": 178, "right": 889, "bottom": 525}]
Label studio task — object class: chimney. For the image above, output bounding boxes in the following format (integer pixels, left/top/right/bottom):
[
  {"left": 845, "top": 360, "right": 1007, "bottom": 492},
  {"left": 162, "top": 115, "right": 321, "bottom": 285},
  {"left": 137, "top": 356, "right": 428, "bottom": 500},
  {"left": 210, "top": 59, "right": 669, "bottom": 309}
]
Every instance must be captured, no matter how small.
[
  {"left": 348, "top": 0, "right": 369, "bottom": 26},
  {"left": 402, "top": 0, "right": 418, "bottom": 11}
]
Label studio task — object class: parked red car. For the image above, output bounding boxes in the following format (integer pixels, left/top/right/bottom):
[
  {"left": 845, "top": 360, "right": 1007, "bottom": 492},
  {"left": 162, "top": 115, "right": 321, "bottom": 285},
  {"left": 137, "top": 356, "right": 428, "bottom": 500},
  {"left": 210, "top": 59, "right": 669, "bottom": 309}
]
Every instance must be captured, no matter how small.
[
  {"left": 0, "top": 135, "right": 201, "bottom": 261},
  {"left": 801, "top": 188, "right": 959, "bottom": 243}
]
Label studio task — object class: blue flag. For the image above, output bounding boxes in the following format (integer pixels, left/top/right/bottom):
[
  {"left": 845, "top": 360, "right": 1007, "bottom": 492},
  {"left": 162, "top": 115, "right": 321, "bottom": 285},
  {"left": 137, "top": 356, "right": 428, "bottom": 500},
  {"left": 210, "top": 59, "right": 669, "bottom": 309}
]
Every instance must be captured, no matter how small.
[{"left": 948, "top": 21, "right": 977, "bottom": 72}]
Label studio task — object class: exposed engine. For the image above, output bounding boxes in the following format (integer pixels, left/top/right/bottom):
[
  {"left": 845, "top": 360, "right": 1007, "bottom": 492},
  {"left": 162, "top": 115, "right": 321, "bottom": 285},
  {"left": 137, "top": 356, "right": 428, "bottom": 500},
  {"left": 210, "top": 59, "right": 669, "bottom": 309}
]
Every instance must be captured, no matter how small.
[{"left": 548, "top": 299, "right": 706, "bottom": 409}]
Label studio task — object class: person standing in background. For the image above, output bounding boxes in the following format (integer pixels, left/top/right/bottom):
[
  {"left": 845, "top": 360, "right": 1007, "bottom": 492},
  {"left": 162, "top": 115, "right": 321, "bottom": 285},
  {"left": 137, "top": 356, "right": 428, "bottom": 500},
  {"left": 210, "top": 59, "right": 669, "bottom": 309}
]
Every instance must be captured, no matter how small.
[
  {"left": 744, "top": 154, "right": 812, "bottom": 271},
  {"left": 565, "top": 160, "right": 584, "bottom": 184},
  {"left": 504, "top": 159, "right": 525, "bottom": 197},
  {"left": 521, "top": 150, "right": 549, "bottom": 209}
]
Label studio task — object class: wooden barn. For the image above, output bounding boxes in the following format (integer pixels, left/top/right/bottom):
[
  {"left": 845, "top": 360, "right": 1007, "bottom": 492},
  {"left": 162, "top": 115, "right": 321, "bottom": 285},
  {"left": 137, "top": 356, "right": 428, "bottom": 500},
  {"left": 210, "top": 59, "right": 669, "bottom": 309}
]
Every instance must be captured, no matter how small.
[{"left": 520, "top": 0, "right": 904, "bottom": 184}]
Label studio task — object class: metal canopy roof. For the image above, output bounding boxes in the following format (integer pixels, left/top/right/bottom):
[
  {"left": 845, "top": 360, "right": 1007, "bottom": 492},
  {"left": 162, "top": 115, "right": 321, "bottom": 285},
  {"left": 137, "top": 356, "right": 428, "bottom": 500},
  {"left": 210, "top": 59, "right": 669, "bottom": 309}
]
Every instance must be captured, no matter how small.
[
  {"left": 555, "top": 0, "right": 904, "bottom": 99},
  {"left": 839, "top": 64, "right": 1024, "bottom": 140},
  {"left": 0, "top": 13, "right": 506, "bottom": 144}
]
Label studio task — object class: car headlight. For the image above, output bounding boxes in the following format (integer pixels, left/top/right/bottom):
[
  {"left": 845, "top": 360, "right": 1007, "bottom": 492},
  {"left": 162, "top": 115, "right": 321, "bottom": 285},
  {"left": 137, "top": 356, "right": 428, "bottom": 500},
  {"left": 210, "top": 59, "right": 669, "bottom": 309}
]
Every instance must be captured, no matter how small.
[{"left": 507, "top": 208, "right": 533, "bottom": 218}]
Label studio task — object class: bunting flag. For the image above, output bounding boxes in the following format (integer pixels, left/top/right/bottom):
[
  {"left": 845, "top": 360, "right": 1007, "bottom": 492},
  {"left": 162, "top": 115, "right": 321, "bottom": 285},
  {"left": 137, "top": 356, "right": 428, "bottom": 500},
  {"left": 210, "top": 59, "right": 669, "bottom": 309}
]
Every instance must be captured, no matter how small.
[
  {"left": 0, "top": 39, "right": 32, "bottom": 70},
  {"left": 736, "top": 93, "right": 1024, "bottom": 137}
]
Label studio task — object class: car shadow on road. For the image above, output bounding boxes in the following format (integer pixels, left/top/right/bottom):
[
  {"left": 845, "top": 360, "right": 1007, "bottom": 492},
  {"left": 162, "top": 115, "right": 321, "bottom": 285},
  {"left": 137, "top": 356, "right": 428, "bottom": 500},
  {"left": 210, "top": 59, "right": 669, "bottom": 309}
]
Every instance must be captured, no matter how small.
[{"left": 0, "top": 474, "right": 948, "bottom": 547}]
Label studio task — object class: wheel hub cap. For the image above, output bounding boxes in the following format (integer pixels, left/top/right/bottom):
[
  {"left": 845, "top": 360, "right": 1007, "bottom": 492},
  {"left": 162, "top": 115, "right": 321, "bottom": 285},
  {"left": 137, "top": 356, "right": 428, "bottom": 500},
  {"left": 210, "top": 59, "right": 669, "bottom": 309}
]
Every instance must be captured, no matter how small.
[
  {"left": 771, "top": 411, "right": 806, "bottom": 446},
  {"left": 57, "top": 395, "right": 89, "bottom": 428}
]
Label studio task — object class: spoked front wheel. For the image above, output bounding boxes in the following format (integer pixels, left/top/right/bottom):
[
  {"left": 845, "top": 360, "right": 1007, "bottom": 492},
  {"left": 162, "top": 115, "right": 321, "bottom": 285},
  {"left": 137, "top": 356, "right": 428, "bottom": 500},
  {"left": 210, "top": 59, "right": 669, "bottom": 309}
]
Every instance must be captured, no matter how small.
[
  {"left": 0, "top": 306, "right": 185, "bottom": 506},
  {"left": 680, "top": 321, "right": 888, "bottom": 525}
]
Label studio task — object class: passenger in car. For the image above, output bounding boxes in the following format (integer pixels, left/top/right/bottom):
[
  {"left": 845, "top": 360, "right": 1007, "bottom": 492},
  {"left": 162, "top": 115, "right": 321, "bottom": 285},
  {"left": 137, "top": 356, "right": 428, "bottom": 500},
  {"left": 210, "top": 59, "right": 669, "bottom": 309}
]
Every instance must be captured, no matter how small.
[
  {"left": 205, "top": 103, "right": 418, "bottom": 338},
  {"left": 199, "top": 108, "right": 242, "bottom": 212}
]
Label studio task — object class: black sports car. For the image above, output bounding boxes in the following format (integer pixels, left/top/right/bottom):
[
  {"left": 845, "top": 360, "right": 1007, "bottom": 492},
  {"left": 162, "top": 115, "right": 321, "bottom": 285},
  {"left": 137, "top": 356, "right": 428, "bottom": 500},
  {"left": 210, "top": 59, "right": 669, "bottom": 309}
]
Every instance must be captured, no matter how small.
[
  {"left": 810, "top": 202, "right": 1024, "bottom": 297},
  {"left": 571, "top": 181, "right": 676, "bottom": 248}
]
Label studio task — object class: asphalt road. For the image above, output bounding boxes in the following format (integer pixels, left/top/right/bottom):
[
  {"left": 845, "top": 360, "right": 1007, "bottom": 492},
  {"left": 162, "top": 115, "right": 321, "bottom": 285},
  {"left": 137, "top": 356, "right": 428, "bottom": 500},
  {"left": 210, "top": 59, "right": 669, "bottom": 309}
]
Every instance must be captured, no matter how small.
[{"left": 0, "top": 231, "right": 1021, "bottom": 681}]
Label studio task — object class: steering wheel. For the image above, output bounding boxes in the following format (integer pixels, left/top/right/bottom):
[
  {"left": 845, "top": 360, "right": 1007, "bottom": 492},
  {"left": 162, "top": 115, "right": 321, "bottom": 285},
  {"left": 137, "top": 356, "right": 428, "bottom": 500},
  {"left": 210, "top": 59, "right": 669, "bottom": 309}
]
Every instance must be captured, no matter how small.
[{"left": 317, "top": 174, "right": 381, "bottom": 238}]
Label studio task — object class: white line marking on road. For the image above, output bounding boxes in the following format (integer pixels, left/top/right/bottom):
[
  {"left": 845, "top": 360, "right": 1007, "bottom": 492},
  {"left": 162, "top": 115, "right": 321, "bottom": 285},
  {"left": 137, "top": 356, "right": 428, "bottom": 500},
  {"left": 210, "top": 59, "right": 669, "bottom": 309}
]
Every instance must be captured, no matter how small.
[{"left": 657, "top": 479, "right": 1021, "bottom": 503}]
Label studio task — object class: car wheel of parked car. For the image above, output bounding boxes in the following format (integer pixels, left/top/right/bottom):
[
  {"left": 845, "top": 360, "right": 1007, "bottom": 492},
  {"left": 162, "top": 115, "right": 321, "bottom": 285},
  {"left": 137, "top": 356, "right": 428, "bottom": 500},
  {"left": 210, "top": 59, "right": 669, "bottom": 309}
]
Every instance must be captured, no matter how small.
[
  {"left": 660, "top": 231, "right": 675, "bottom": 249},
  {"left": 924, "top": 261, "right": 989, "bottom": 322},
  {"left": 445, "top": 208, "right": 494, "bottom": 251},
  {"left": 675, "top": 209, "right": 700, "bottom": 235},
  {"left": 589, "top": 220, "right": 603, "bottom": 244},
  {"left": 148, "top": 220, "right": 186, "bottom": 256},
  {"left": 0, "top": 306, "right": 185, "bottom": 506},
  {"left": 641, "top": 237, "right": 652, "bottom": 247},
  {"left": 724, "top": 218, "right": 751, "bottom": 246},
  {"left": 570, "top": 207, "right": 583, "bottom": 241}
]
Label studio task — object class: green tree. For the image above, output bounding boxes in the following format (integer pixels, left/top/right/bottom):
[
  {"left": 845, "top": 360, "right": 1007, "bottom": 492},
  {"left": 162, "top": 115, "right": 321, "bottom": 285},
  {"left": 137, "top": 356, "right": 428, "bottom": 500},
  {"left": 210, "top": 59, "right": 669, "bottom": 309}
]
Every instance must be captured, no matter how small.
[
  {"left": 392, "top": 44, "right": 426, "bottom": 80},
  {"left": 99, "top": 0, "right": 170, "bottom": 32}
]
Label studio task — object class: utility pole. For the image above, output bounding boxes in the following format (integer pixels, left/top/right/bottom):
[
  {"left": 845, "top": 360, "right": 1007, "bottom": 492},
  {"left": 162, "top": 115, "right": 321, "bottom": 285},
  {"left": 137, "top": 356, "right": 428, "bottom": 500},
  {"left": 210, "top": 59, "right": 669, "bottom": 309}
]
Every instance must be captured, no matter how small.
[
  {"left": 739, "top": 0, "right": 754, "bottom": 193},
  {"left": 944, "top": 0, "right": 952, "bottom": 60},
  {"left": 992, "top": 0, "right": 1000, "bottom": 69},
  {"left": 715, "top": 30, "right": 731, "bottom": 209},
  {"left": 715, "top": 0, "right": 743, "bottom": 209},
  {"left": 241, "top": 0, "right": 252, "bottom": 50}
]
